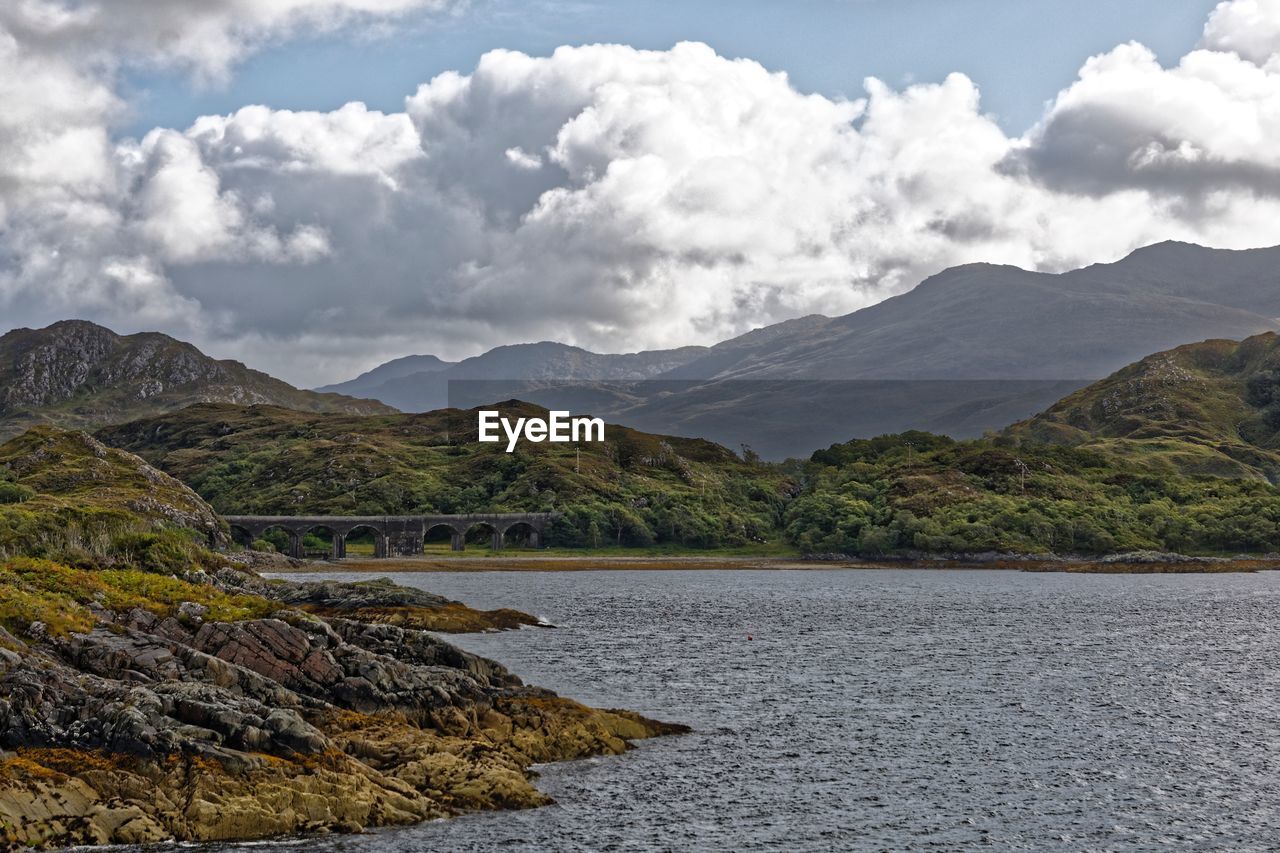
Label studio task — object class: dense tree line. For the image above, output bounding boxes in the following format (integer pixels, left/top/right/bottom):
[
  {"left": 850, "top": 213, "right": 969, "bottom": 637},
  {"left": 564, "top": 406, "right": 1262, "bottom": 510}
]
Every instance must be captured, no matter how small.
[{"left": 782, "top": 433, "right": 1280, "bottom": 556}]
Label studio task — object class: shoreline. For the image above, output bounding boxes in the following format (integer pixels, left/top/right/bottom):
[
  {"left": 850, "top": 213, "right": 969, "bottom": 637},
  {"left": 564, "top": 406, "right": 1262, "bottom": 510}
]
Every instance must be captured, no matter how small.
[
  {"left": 265, "top": 554, "right": 1280, "bottom": 574},
  {"left": 0, "top": 563, "right": 687, "bottom": 848}
]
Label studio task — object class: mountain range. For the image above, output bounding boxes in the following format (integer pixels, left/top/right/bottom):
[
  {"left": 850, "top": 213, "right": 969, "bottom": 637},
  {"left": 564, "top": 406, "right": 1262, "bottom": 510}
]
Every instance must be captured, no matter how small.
[
  {"left": 91, "top": 331, "right": 1280, "bottom": 556},
  {"left": 4, "top": 241, "right": 1279, "bottom": 456},
  {"left": 317, "top": 343, "right": 710, "bottom": 403},
  {"left": 0, "top": 320, "right": 394, "bottom": 440},
  {"left": 315, "top": 241, "right": 1280, "bottom": 457}
]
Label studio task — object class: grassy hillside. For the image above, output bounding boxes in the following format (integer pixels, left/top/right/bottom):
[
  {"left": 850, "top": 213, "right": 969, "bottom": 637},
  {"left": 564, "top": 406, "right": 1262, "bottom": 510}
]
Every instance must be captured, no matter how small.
[
  {"left": 0, "top": 425, "right": 276, "bottom": 637},
  {"left": 0, "top": 320, "right": 395, "bottom": 440},
  {"left": 1005, "top": 333, "right": 1280, "bottom": 481},
  {"left": 86, "top": 333, "right": 1280, "bottom": 558},
  {"left": 785, "top": 336, "right": 1280, "bottom": 557},
  {"left": 97, "top": 401, "right": 795, "bottom": 549},
  {"left": 0, "top": 425, "right": 227, "bottom": 565}
]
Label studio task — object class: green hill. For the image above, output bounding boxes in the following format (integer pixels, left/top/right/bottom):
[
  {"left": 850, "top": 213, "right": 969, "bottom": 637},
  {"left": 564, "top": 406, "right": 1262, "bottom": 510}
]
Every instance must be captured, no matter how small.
[
  {"left": 784, "top": 334, "right": 1280, "bottom": 557},
  {"left": 86, "top": 333, "right": 1280, "bottom": 558},
  {"left": 0, "top": 423, "right": 272, "bottom": 632},
  {"left": 0, "top": 320, "right": 396, "bottom": 441},
  {"left": 784, "top": 431, "right": 1280, "bottom": 556},
  {"left": 0, "top": 425, "right": 227, "bottom": 564},
  {"left": 96, "top": 401, "right": 794, "bottom": 549},
  {"left": 1005, "top": 333, "right": 1280, "bottom": 481}
]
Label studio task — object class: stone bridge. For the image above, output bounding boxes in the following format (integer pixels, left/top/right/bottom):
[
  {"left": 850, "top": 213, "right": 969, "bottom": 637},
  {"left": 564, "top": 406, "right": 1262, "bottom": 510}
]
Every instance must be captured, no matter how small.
[{"left": 223, "top": 513, "right": 556, "bottom": 559}]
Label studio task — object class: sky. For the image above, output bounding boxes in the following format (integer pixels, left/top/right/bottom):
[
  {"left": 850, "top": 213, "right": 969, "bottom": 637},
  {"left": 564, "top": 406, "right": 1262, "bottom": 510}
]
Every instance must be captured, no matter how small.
[
  {"left": 123, "top": 1, "right": 1218, "bottom": 136},
  {"left": 3, "top": 0, "right": 1280, "bottom": 387}
]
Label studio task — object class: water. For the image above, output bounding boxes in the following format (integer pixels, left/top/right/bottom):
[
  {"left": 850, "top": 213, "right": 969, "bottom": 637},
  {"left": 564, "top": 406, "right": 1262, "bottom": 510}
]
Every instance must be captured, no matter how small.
[{"left": 224, "top": 568, "right": 1280, "bottom": 851}]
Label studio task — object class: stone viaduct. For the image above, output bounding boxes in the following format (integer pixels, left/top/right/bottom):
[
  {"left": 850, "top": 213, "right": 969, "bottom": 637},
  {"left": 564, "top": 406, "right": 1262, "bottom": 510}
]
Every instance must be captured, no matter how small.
[{"left": 223, "top": 513, "right": 555, "bottom": 559}]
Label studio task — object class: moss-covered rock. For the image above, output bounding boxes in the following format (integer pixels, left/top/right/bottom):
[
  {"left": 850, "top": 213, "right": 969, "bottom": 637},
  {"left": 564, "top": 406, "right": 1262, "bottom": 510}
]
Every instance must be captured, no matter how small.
[{"left": 0, "top": 426, "right": 225, "bottom": 564}]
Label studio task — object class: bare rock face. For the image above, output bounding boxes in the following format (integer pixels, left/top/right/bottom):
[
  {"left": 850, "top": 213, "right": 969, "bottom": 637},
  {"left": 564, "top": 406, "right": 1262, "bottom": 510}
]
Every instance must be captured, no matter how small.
[{"left": 0, "top": 573, "right": 686, "bottom": 849}]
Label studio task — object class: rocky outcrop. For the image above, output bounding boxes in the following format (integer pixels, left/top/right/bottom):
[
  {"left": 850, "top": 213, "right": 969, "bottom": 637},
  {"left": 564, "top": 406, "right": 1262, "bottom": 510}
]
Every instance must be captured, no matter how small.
[
  {"left": 0, "top": 427, "right": 224, "bottom": 539},
  {"left": 0, "top": 320, "right": 395, "bottom": 440},
  {"left": 0, "top": 572, "right": 685, "bottom": 849},
  {"left": 264, "top": 576, "right": 543, "bottom": 632},
  {"left": 212, "top": 569, "right": 543, "bottom": 633}
]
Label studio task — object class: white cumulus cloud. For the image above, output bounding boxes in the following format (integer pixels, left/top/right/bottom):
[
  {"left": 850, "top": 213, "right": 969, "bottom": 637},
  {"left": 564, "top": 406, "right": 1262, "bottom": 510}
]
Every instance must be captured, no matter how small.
[
  {"left": 0, "top": 0, "right": 452, "bottom": 348},
  {"left": 1201, "top": 0, "right": 1280, "bottom": 65},
  {"left": 2, "top": 0, "right": 1280, "bottom": 386}
]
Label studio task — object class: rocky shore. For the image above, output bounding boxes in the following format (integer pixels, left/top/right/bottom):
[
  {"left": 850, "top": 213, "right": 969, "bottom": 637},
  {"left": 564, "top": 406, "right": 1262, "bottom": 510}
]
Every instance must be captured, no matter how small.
[
  {"left": 0, "top": 561, "right": 684, "bottom": 849},
  {"left": 0, "top": 427, "right": 687, "bottom": 849}
]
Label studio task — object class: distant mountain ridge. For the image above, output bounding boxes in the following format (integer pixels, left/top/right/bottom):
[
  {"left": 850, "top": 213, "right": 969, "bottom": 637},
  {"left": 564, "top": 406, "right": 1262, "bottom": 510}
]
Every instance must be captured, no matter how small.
[
  {"left": 662, "top": 241, "right": 1280, "bottom": 381},
  {"left": 323, "top": 341, "right": 711, "bottom": 411},
  {"left": 316, "top": 353, "right": 455, "bottom": 399},
  {"left": 0, "top": 320, "right": 396, "bottom": 440},
  {"left": 7, "top": 242, "right": 1278, "bottom": 457},
  {"left": 334, "top": 242, "right": 1280, "bottom": 394},
  {"left": 323, "top": 242, "right": 1280, "bottom": 457}
]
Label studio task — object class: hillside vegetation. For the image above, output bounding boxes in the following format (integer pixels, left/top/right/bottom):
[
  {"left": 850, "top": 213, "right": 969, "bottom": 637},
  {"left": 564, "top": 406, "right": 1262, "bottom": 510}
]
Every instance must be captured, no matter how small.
[
  {"left": 0, "top": 424, "right": 278, "bottom": 641},
  {"left": 86, "top": 333, "right": 1280, "bottom": 558},
  {"left": 785, "top": 335, "right": 1280, "bottom": 557},
  {"left": 1005, "top": 333, "right": 1280, "bottom": 480},
  {"left": 0, "top": 425, "right": 225, "bottom": 567},
  {"left": 97, "top": 401, "right": 795, "bottom": 549}
]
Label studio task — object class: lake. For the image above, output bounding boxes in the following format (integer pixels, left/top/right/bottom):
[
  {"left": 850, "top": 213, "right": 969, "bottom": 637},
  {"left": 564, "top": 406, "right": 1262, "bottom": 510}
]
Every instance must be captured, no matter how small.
[{"left": 224, "top": 568, "right": 1280, "bottom": 851}]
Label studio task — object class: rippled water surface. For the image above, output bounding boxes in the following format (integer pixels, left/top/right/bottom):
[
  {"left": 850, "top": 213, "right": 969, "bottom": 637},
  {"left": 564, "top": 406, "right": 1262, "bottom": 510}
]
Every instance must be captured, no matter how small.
[{"left": 223, "top": 568, "right": 1280, "bottom": 851}]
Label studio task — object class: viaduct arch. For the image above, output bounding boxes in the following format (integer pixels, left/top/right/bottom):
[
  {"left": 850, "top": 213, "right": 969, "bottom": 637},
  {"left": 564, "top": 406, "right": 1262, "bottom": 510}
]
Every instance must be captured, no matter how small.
[{"left": 223, "top": 513, "right": 556, "bottom": 559}]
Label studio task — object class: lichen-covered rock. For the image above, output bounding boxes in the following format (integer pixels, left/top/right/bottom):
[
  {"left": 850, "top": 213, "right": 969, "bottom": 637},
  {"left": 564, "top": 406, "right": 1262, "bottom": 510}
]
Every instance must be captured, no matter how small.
[{"left": 0, "top": 574, "right": 686, "bottom": 850}]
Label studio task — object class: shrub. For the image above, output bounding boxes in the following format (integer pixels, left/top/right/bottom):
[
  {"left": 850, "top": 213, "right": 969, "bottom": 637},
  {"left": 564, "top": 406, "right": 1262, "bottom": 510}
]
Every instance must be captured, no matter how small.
[
  {"left": 108, "top": 530, "right": 204, "bottom": 574},
  {"left": 0, "top": 482, "right": 33, "bottom": 505}
]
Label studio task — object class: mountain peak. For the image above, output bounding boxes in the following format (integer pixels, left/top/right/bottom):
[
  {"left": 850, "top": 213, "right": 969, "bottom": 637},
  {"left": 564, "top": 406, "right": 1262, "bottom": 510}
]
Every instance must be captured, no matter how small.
[
  {"left": 1105, "top": 238, "right": 1280, "bottom": 271},
  {"left": 316, "top": 352, "right": 455, "bottom": 397},
  {"left": 42, "top": 318, "right": 118, "bottom": 334},
  {"left": 0, "top": 320, "right": 397, "bottom": 440}
]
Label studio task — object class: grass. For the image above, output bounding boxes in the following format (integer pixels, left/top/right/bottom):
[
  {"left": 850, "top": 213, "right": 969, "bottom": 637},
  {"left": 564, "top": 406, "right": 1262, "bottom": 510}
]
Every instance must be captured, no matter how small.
[
  {"left": 0, "top": 426, "right": 227, "bottom": 566},
  {"left": 0, "top": 558, "right": 276, "bottom": 637},
  {"left": 0, "top": 425, "right": 281, "bottom": 639}
]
